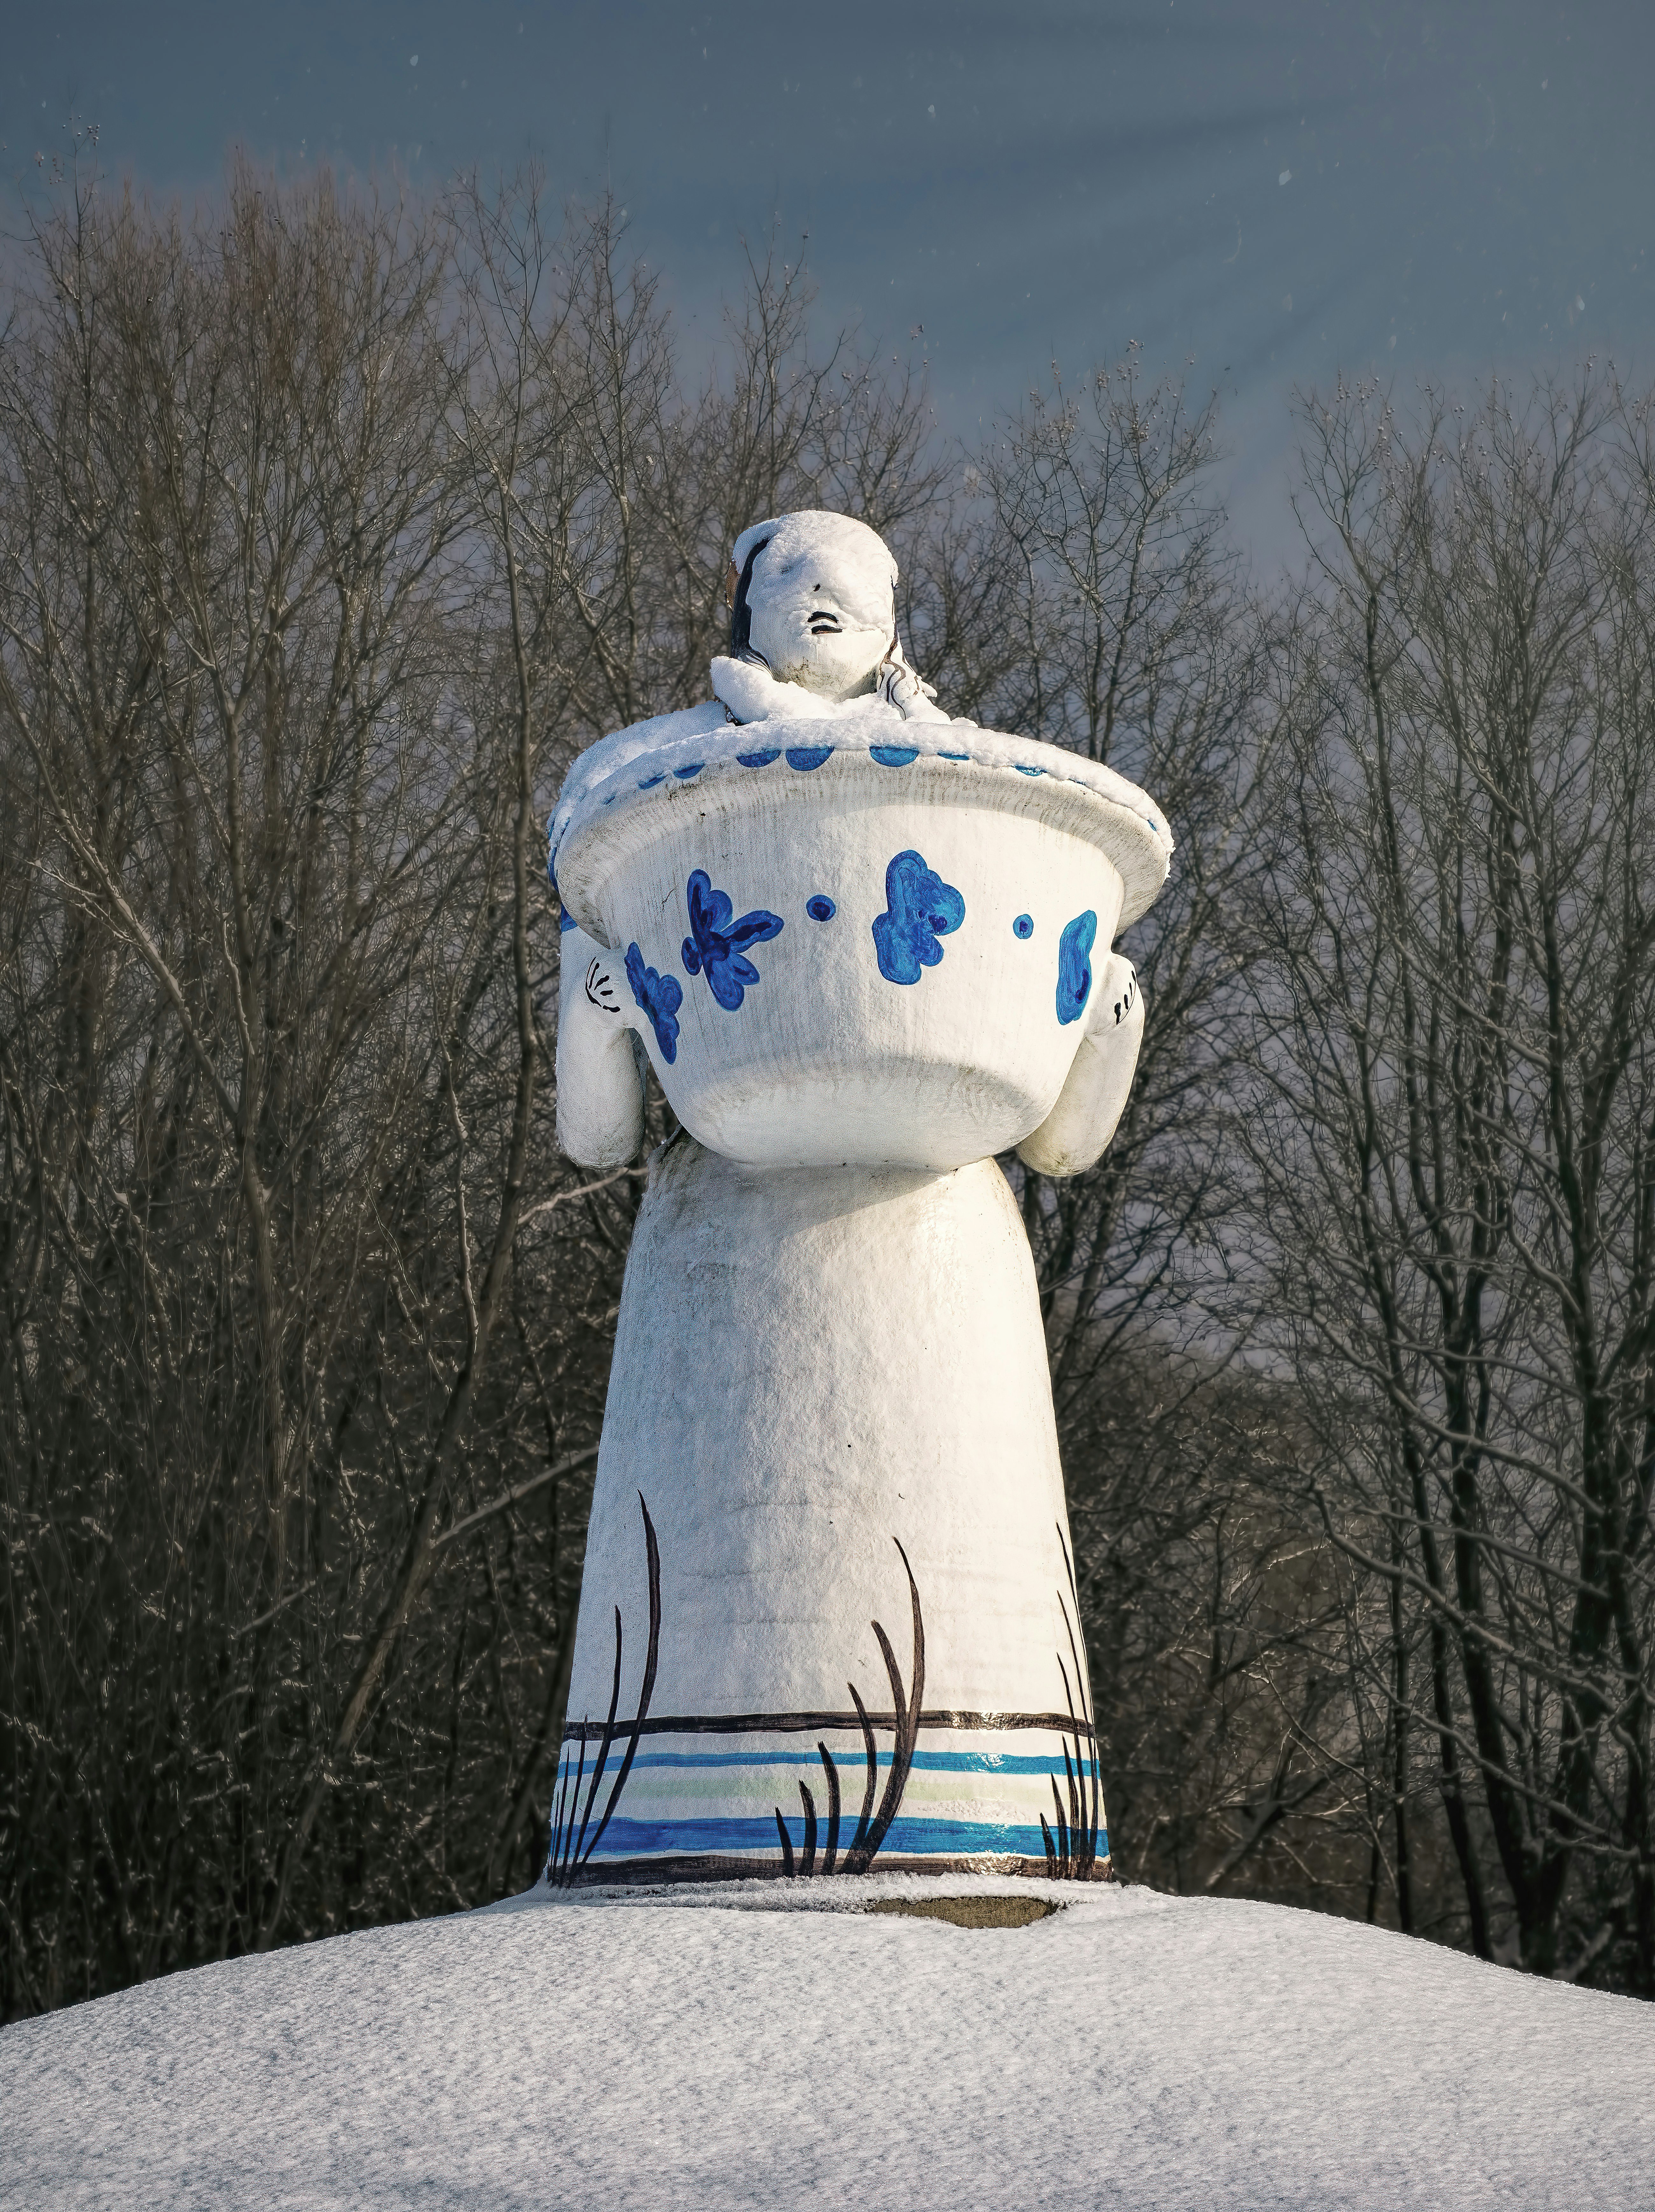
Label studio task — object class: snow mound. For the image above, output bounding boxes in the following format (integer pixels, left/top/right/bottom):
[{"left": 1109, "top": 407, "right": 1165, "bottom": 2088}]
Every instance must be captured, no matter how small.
[{"left": 4, "top": 1879, "right": 1650, "bottom": 2209}]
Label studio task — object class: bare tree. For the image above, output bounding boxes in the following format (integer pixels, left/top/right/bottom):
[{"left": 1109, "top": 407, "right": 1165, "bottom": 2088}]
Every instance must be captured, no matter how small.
[
  {"left": 1239, "top": 372, "right": 1655, "bottom": 1990},
  {"left": 0, "top": 161, "right": 598, "bottom": 2007},
  {"left": 0, "top": 166, "right": 956, "bottom": 2017}
]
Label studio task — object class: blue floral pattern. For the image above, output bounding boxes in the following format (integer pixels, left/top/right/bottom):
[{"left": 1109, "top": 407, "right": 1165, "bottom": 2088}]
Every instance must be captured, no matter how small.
[
  {"left": 625, "top": 943, "right": 683, "bottom": 1062},
  {"left": 1056, "top": 910, "right": 1097, "bottom": 1026},
  {"left": 681, "top": 870, "right": 785, "bottom": 1012},
  {"left": 872, "top": 850, "right": 966, "bottom": 986}
]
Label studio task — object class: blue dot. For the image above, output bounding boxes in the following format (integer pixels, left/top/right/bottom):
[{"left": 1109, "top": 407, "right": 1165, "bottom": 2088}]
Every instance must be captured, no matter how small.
[
  {"left": 806, "top": 894, "right": 836, "bottom": 922},
  {"left": 870, "top": 745, "right": 919, "bottom": 767},
  {"left": 1014, "top": 763, "right": 1046, "bottom": 777},
  {"left": 638, "top": 773, "right": 666, "bottom": 789},
  {"left": 1013, "top": 913, "right": 1033, "bottom": 939},
  {"left": 785, "top": 745, "right": 834, "bottom": 772},
  {"left": 673, "top": 762, "right": 704, "bottom": 780},
  {"left": 737, "top": 748, "right": 780, "bottom": 768}
]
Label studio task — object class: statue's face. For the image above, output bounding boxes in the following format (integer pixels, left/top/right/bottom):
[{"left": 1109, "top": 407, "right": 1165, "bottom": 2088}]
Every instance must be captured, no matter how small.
[{"left": 737, "top": 513, "right": 896, "bottom": 701}]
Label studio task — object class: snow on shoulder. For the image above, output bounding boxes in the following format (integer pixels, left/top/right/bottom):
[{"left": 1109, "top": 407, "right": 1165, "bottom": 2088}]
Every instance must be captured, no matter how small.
[{"left": 4, "top": 1881, "right": 1650, "bottom": 2210}]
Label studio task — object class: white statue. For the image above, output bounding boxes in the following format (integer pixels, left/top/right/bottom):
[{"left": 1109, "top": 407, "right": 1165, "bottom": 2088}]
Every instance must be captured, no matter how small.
[{"left": 546, "top": 511, "right": 1169, "bottom": 1885}]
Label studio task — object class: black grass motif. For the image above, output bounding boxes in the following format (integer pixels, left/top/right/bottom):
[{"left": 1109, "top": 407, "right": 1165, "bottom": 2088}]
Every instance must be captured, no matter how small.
[
  {"left": 843, "top": 1540, "right": 926, "bottom": 1872},
  {"left": 798, "top": 1782, "right": 818, "bottom": 1875},
  {"left": 772, "top": 1537, "right": 926, "bottom": 1878},
  {"left": 1050, "top": 1525, "right": 1105, "bottom": 1878},
  {"left": 817, "top": 1741, "right": 842, "bottom": 1875},
  {"left": 847, "top": 1681, "right": 878, "bottom": 1858},
  {"left": 555, "top": 1739, "right": 585, "bottom": 1880},
  {"left": 547, "top": 1494, "right": 661, "bottom": 1886},
  {"left": 549, "top": 1524, "right": 1098, "bottom": 1884}
]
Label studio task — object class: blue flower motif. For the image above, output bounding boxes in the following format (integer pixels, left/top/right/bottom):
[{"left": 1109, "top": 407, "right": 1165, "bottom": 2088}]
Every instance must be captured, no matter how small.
[
  {"left": 806, "top": 894, "right": 836, "bottom": 922},
  {"left": 872, "top": 850, "right": 965, "bottom": 985},
  {"left": 681, "top": 870, "right": 784, "bottom": 1012},
  {"left": 1056, "top": 910, "right": 1097, "bottom": 1026},
  {"left": 1013, "top": 913, "right": 1034, "bottom": 939},
  {"left": 625, "top": 943, "right": 683, "bottom": 1063}
]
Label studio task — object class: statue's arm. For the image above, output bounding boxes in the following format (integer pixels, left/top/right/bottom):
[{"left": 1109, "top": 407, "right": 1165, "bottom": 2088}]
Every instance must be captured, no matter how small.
[
  {"left": 1015, "top": 952, "right": 1144, "bottom": 1178},
  {"left": 556, "top": 925, "right": 645, "bottom": 1169}
]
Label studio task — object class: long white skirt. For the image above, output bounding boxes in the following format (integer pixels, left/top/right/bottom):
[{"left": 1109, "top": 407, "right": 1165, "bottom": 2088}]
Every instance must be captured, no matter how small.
[{"left": 547, "top": 1137, "right": 1106, "bottom": 1885}]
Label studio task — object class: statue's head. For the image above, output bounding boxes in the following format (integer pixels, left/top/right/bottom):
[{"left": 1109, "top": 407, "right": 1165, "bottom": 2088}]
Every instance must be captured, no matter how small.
[{"left": 726, "top": 512, "right": 897, "bottom": 702}]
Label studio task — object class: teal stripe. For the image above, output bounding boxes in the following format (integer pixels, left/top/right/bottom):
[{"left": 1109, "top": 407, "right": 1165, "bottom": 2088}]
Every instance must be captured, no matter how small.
[
  {"left": 615, "top": 1748, "right": 1091, "bottom": 1777},
  {"left": 585, "top": 1814, "right": 1109, "bottom": 1859}
]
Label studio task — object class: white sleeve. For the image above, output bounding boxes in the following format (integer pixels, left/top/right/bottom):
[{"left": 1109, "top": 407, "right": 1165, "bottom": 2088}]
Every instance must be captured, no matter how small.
[
  {"left": 555, "top": 925, "right": 645, "bottom": 1170},
  {"left": 1015, "top": 952, "right": 1144, "bottom": 1178}
]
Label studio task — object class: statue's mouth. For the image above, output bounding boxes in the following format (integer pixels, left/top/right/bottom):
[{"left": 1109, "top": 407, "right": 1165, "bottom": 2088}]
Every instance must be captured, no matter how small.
[{"left": 807, "top": 609, "right": 843, "bottom": 635}]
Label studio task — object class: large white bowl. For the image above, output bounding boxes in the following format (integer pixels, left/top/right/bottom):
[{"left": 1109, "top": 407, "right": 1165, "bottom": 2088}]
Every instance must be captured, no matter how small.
[{"left": 551, "top": 704, "right": 1170, "bottom": 1170}]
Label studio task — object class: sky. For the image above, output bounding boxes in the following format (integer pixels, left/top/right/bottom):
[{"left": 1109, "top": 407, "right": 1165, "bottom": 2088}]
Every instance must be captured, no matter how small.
[{"left": 5, "top": 1, "right": 1651, "bottom": 566}]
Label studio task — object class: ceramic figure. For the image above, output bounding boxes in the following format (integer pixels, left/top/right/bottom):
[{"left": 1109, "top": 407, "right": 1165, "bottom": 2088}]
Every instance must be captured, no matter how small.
[{"left": 545, "top": 511, "right": 1170, "bottom": 1884}]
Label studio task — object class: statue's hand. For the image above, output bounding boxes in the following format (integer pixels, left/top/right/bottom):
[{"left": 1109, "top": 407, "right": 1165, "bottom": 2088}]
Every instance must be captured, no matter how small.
[
  {"left": 710, "top": 656, "right": 836, "bottom": 724},
  {"left": 556, "top": 924, "right": 645, "bottom": 1169},
  {"left": 1015, "top": 952, "right": 1144, "bottom": 1177},
  {"left": 712, "top": 650, "right": 954, "bottom": 726},
  {"left": 875, "top": 651, "right": 952, "bottom": 723}
]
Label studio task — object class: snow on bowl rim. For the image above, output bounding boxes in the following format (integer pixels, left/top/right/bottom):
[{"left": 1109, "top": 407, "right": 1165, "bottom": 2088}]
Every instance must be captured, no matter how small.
[{"left": 548, "top": 699, "right": 1174, "bottom": 935}]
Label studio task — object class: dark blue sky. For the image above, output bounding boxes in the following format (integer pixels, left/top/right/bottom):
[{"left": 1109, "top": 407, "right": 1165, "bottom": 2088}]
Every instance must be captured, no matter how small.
[{"left": 7, "top": 2, "right": 1649, "bottom": 563}]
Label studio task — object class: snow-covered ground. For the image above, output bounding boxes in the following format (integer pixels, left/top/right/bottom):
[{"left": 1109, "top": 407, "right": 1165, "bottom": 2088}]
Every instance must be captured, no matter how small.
[{"left": 4, "top": 1875, "right": 1650, "bottom": 2209}]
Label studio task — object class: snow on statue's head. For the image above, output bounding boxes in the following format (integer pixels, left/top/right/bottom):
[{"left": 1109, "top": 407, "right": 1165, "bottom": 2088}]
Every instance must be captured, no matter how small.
[{"left": 727, "top": 511, "right": 897, "bottom": 701}]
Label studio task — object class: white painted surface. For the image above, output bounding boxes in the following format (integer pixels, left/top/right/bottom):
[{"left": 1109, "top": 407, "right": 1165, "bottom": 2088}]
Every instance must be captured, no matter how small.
[
  {"left": 576, "top": 1143, "right": 1068, "bottom": 1721},
  {"left": 1017, "top": 950, "right": 1144, "bottom": 1176},
  {"left": 554, "top": 922, "right": 644, "bottom": 1170},
  {"left": 7, "top": 1882, "right": 1651, "bottom": 2210},
  {"left": 557, "top": 1141, "right": 1098, "bottom": 1875}
]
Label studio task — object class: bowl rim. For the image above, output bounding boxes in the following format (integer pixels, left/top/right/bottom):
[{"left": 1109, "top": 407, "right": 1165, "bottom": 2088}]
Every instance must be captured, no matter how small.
[{"left": 550, "top": 699, "right": 1173, "bottom": 935}]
